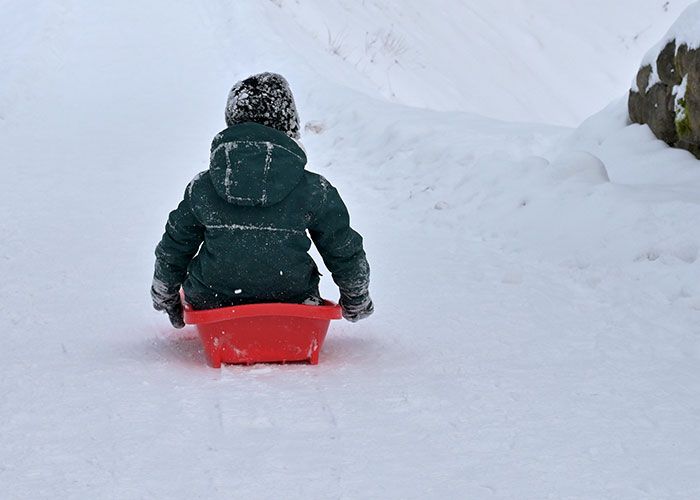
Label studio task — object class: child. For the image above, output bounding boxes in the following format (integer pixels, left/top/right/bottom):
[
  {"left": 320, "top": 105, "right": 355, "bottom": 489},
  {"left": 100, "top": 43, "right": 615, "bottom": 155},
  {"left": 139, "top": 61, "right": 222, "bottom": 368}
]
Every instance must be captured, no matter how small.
[{"left": 151, "top": 72, "right": 373, "bottom": 328}]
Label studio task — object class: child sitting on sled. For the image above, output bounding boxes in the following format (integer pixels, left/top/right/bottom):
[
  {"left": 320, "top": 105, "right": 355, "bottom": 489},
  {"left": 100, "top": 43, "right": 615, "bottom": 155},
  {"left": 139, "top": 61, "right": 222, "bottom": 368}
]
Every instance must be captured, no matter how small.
[{"left": 151, "top": 72, "right": 373, "bottom": 328}]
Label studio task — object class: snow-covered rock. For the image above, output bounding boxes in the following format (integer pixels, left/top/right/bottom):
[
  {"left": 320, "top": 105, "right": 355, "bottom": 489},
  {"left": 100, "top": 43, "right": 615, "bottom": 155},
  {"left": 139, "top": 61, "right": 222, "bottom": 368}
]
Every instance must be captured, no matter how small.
[{"left": 629, "top": 1, "right": 700, "bottom": 157}]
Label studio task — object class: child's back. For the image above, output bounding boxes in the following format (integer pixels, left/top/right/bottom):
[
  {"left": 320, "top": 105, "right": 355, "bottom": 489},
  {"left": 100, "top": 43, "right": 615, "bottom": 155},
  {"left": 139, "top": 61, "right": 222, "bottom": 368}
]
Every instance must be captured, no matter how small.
[{"left": 151, "top": 73, "right": 373, "bottom": 327}]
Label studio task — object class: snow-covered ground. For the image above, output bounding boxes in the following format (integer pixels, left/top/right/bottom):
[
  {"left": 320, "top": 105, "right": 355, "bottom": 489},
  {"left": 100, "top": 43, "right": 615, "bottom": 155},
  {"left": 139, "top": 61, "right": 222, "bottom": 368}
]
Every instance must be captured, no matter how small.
[{"left": 2, "top": 1, "right": 700, "bottom": 498}]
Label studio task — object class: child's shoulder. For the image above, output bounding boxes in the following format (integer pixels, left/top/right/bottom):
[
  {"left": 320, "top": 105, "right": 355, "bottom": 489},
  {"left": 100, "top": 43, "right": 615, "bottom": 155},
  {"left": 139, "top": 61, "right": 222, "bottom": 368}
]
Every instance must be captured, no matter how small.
[
  {"left": 302, "top": 170, "right": 334, "bottom": 191},
  {"left": 185, "top": 170, "right": 211, "bottom": 197},
  {"left": 300, "top": 170, "right": 343, "bottom": 210}
]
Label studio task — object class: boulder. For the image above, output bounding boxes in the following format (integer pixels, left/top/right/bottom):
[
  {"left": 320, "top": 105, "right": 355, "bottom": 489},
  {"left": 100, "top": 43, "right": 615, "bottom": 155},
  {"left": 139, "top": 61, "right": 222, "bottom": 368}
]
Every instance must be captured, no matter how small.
[{"left": 628, "top": 6, "right": 700, "bottom": 159}]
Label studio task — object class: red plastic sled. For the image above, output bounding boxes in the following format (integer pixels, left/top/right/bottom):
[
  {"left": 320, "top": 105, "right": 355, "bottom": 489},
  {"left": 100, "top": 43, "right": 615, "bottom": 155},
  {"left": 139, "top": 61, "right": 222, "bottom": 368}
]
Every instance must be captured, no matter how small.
[{"left": 182, "top": 299, "right": 342, "bottom": 368}]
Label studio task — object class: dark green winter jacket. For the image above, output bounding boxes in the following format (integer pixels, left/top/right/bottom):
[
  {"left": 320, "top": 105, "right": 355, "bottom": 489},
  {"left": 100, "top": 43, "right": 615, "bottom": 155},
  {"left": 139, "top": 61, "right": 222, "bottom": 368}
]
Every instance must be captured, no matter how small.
[{"left": 154, "top": 122, "right": 370, "bottom": 310}]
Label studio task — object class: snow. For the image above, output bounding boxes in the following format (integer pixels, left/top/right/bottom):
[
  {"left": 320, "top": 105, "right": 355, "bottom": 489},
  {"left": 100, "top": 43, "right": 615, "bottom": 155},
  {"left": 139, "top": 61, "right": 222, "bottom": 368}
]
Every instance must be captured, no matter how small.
[
  {"left": 2, "top": 1, "right": 700, "bottom": 499},
  {"left": 265, "top": 0, "right": 694, "bottom": 125},
  {"left": 674, "top": 74, "right": 689, "bottom": 121}
]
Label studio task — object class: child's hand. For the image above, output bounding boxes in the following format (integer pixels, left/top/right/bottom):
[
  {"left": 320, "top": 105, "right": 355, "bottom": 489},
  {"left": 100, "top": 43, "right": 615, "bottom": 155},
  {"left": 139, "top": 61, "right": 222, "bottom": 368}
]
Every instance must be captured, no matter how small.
[
  {"left": 151, "top": 279, "right": 185, "bottom": 329},
  {"left": 340, "top": 291, "right": 374, "bottom": 323},
  {"left": 162, "top": 303, "right": 185, "bottom": 329}
]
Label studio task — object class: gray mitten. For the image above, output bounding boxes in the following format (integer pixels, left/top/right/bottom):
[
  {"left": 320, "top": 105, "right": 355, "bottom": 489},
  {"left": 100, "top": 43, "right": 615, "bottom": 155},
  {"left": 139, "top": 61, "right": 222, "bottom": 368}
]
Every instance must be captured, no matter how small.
[
  {"left": 151, "top": 278, "right": 185, "bottom": 329},
  {"left": 339, "top": 290, "right": 374, "bottom": 323}
]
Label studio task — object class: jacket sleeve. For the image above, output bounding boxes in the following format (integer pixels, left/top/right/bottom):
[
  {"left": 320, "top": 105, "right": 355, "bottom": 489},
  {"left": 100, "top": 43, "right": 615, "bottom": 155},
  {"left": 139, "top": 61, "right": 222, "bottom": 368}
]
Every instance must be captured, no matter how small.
[
  {"left": 308, "top": 181, "right": 370, "bottom": 297},
  {"left": 153, "top": 187, "right": 205, "bottom": 290}
]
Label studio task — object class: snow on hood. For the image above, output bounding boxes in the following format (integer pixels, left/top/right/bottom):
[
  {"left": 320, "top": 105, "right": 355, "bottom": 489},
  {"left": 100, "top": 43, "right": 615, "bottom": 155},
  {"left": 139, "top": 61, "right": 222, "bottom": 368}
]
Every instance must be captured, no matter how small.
[{"left": 208, "top": 122, "right": 307, "bottom": 207}]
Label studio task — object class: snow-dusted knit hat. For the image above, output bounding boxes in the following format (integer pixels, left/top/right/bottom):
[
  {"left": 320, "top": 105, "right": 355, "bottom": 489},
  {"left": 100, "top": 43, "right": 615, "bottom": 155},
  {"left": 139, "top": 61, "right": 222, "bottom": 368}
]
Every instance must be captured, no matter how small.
[{"left": 225, "top": 72, "right": 300, "bottom": 139}]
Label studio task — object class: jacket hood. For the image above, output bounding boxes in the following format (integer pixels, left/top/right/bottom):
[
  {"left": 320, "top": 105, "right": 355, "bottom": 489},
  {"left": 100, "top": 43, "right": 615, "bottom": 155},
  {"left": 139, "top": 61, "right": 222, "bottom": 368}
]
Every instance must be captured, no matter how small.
[{"left": 209, "top": 122, "right": 307, "bottom": 207}]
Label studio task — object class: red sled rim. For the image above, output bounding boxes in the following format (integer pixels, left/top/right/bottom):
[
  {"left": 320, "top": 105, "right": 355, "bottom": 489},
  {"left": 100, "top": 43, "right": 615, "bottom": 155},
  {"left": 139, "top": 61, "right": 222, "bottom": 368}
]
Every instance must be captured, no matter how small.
[{"left": 182, "top": 299, "right": 342, "bottom": 325}]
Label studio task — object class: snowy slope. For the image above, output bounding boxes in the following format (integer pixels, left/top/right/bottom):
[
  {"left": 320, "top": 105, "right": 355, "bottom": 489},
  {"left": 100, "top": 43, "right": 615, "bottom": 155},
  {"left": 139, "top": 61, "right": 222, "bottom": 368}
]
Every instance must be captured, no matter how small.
[
  {"left": 2, "top": 1, "right": 700, "bottom": 499},
  {"left": 242, "top": 0, "right": 692, "bottom": 125}
]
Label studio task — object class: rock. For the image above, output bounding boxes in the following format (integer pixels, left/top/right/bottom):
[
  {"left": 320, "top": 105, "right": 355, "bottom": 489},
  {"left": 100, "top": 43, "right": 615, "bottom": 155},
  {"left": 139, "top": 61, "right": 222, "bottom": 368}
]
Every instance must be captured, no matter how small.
[
  {"left": 628, "top": 13, "right": 700, "bottom": 159},
  {"left": 628, "top": 61, "right": 678, "bottom": 145},
  {"left": 657, "top": 41, "right": 680, "bottom": 85}
]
